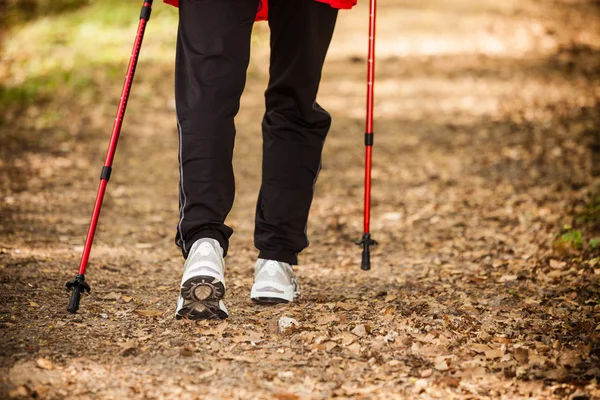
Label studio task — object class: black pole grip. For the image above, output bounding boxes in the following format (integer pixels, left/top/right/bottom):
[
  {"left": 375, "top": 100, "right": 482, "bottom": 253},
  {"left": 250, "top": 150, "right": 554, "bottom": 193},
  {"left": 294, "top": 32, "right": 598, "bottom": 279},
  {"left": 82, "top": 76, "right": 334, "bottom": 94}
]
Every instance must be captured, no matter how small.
[{"left": 140, "top": 1, "right": 152, "bottom": 21}]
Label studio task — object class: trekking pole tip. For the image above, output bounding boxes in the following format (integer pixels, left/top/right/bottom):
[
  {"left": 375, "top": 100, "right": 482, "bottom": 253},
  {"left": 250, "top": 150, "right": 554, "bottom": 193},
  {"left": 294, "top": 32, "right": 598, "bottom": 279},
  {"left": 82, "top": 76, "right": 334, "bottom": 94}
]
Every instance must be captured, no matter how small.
[
  {"left": 66, "top": 274, "right": 91, "bottom": 313},
  {"left": 356, "top": 233, "right": 377, "bottom": 271}
]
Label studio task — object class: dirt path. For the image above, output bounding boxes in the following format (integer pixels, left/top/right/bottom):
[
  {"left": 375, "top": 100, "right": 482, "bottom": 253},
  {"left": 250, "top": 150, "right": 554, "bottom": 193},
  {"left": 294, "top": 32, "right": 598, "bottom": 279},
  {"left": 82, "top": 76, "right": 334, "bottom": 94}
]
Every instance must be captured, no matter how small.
[{"left": 1, "top": 0, "right": 600, "bottom": 399}]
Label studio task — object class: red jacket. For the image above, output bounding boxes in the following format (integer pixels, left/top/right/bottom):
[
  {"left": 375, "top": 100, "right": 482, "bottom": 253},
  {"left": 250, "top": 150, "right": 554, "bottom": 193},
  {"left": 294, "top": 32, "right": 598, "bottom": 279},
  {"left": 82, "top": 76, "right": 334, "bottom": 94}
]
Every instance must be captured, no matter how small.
[{"left": 163, "top": 0, "right": 356, "bottom": 21}]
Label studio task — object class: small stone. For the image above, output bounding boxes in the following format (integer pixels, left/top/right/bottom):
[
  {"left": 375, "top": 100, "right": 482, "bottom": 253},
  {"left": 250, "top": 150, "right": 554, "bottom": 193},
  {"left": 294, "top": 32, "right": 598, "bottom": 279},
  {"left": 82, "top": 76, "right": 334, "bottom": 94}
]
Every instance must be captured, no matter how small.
[
  {"left": 413, "top": 379, "right": 428, "bottom": 394},
  {"left": 384, "top": 330, "right": 398, "bottom": 343},
  {"left": 421, "top": 369, "right": 433, "bottom": 378},
  {"left": 36, "top": 357, "right": 55, "bottom": 370},
  {"left": 278, "top": 317, "right": 300, "bottom": 334}
]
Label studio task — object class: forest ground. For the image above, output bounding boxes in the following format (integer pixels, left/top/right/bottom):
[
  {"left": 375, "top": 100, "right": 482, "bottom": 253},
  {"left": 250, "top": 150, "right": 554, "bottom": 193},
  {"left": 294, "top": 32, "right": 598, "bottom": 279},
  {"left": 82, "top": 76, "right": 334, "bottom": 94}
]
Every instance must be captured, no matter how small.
[{"left": 1, "top": 0, "right": 600, "bottom": 398}]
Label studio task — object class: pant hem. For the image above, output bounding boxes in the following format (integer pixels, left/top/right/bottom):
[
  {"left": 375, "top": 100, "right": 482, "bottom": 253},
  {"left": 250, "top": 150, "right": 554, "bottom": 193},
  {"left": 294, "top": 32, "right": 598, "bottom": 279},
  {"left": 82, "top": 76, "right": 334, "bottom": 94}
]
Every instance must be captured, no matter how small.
[{"left": 257, "top": 250, "right": 298, "bottom": 265}]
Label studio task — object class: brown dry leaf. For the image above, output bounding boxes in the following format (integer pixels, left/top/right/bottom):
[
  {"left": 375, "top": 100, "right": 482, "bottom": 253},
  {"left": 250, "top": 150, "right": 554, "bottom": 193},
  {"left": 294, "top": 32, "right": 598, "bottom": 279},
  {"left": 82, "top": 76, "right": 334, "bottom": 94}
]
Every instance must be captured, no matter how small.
[
  {"left": 36, "top": 357, "right": 55, "bottom": 370},
  {"left": 232, "top": 332, "right": 263, "bottom": 344},
  {"left": 485, "top": 348, "right": 505, "bottom": 359},
  {"left": 434, "top": 355, "right": 453, "bottom": 371},
  {"left": 273, "top": 393, "right": 299, "bottom": 400},
  {"left": 298, "top": 331, "right": 315, "bottom": 344},
  {"left": 498, "top": 275, "right": 518, "bottom": 283},
  {"left": 470, "top": 344, "right": 491, "bottom": 354},
  {"left": 441, "top": 376, "right": 461, "bottom": 388},
  {"left": 324, "top": 341, "right": 338, "bottom": 352},
  {"left": 180, "top": 345, "right": 194, "bottom": 357},
  {"left": 8, "top": 385, "right": 29, "bottom": 398},
  {"left": 228, "top": 355, "right": 259, "bottom": 364},
  {"left": 118, "top": 340, "right": 138, "bottom": 350},
  {"left": 335, "top": 302, "right": 358, "bottom": 311},
  {"left": 351, "top": 324, "right": 369, "bottom": 338},
  {"left": 29, "top": 301, "right": 40, "bottom": 307},
  {"left": 314, "top": 335, "right": 329, "bottom": 344},
  {"left": 347, "top": 343, "right": 361, "bottom": 355},
  {"left": 559, "top": 349, "right": 581, "bottom": 367},
  {"left": 121, "top": 295, "right": 133, "bottom": 303},
  {"left": 528, "top": 353, "right": 547, "bottom": 367},
  {"left": 197, "top": 321, "right": 228, "bottom": 336},
  {"left": 549, "top": 259, "right": 566, "bottom": 269},
  {"left": 547, "top": 269, "right": 565, "bottom": 278},
  {"left": 335, "top": 332, "right": 356, "bottom": 346},
  {"left": 134, "top": 309, "right": 163, "bottom": 317},
  {"left": 514, "top": 347, "right": 529, "bottom": 364},
  {"left": 384, "top": 293, "right": 398, "bottom": 303},
  {"left": 100, "top": 292, "right": 121, "bottom": 301},
  {"left": 316, "top": 314, "right": 339, "bottom": 325}
]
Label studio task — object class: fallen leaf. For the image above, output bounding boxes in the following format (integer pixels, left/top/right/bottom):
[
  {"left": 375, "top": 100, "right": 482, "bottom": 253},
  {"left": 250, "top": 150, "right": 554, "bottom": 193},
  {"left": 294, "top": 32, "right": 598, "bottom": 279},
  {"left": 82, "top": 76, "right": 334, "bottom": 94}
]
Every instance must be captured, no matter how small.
[
  {"left": 434, "top": 355, "right": 452, "bottom": 370},
  {"left": 351, "top": 324, "right": 369, "bottom": 338},
  {"left": 485, "top": 348, "right": 505, "bottom": 359},
  {"left": 347, "top": 343, "right": 361, "bottom": 355},
  {"left": 324, "top": 341, "right": 338, "bottom": 352},
  {"left": 514, "top": 347, "right": 529, "bottom": 364},
  {"left": 385, "top": 293, "right": 398, "bottom": 302},
  {"left": 498, "top": 275, "right": 518, "bottom": 283},
  {"left": 118, "top": 340, "right": 138, "bottom": 350},
  {"left": 334, "top": 332, "right": 356, "bottom": 346},
  {"left": 8, "top": 385, "right": 29, "bottom": 398},
  {"left": 180, "top": 345, "right": 194, "bottom": 357},
  {"left": 470, "top": 344, "right": 491, "bottom": 354},
  {"left": 134, "top": 309, "right": 163, "bottom": 317},
  {"left": 316, "top": 314, "right": 339, "bottom": 325},
  {"left": 273, "top": 393, "right": 299, "bottom": 400},
  {"left": 559, "top": 349, "right": 581, "bottom": 367},
  {"left": 100, "top": 292, "right": 121, "bottom": 301},
  {"left": 335, "top": 302, "right": 358, "bottom": 311},
  {"left": 232, "top": 332, "right": 263, "bottom": 343},
  {"left": 441, "top": 376, "right": 460, "bottom": 388}
]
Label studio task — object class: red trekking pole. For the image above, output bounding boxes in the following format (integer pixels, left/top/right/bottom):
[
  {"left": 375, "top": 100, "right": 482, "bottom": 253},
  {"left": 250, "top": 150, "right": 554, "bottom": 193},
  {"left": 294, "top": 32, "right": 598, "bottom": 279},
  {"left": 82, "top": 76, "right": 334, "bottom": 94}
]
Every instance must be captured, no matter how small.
[
  {"left": 356, "top": 0, "right": 377, "bottom": 271},
  {"left": 66, "top": 0, "right": 154, "bottom": 313}
]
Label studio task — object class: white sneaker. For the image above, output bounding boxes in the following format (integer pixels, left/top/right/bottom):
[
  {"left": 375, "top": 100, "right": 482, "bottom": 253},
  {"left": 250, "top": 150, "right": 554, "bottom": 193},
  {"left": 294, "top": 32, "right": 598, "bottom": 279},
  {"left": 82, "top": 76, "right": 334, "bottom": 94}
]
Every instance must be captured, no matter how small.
[
  {"left": 175, "top": 238, "right": 229, "bottom": 320},
  {"left": 250, "top": 259, "right": 300, "bottom": 303}
]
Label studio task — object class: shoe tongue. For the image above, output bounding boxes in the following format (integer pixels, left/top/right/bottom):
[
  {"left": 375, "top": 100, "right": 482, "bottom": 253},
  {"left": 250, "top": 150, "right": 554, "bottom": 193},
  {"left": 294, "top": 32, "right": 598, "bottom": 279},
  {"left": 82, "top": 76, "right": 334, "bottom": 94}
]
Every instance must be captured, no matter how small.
[
  {"left": 198, "top": 243, "right": 212, "bottom": 256},
  {"left": 266, "top": 260, "right": 282, "bottom": 269}
]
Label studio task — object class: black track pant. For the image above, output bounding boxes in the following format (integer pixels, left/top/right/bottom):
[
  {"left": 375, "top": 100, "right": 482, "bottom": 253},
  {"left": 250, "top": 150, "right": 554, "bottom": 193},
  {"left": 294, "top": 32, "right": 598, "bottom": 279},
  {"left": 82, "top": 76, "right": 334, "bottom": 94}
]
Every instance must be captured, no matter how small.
[{"left": 175, "top": 0, "right": 338, "bottom": 265}]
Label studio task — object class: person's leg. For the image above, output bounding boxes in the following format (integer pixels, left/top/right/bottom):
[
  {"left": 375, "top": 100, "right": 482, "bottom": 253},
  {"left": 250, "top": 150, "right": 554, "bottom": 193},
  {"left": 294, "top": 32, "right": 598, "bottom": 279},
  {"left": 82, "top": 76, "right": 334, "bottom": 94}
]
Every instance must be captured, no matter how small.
[
  {"left": 254, "top": 0, "right": 338, "bottom": 265},
  {"left": 176, "top": 0, "right": 259, "bottom": 259}
]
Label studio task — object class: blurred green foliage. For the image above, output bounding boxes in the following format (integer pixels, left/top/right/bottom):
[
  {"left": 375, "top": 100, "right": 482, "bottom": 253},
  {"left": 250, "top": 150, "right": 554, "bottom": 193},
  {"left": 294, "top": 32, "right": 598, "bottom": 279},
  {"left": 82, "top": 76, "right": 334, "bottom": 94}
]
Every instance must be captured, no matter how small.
[
  {"left": 0, "top": 0, "right": 90, "bottom": 28},
  {"left": 0, "top": 0, "right": 179, "bottom": 126}
]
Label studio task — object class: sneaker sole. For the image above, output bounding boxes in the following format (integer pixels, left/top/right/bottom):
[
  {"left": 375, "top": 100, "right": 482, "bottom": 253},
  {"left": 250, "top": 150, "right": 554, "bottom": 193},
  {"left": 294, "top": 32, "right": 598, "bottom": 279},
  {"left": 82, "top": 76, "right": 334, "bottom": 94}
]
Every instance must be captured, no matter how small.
[
  {"left": 251, "top": 296, "right": 291, "bottom": 305},
  {"left": 250, "top": 284, "right": 298, "bottom": 304},
  {"left": 176, "top": 275, "right": 227, "bottom": 320}
]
